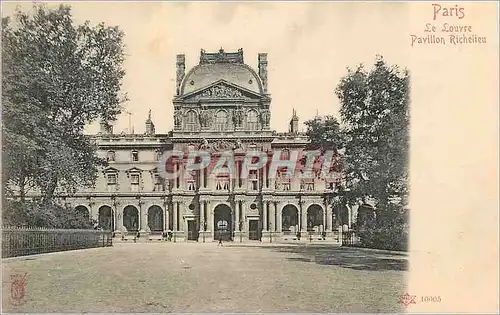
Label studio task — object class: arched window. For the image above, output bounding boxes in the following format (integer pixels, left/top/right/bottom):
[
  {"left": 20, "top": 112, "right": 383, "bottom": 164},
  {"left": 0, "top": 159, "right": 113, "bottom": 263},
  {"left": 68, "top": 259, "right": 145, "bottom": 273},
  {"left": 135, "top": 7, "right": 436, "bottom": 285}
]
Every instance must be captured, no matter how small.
[
  {"left": 185, "top": 110, "right": 198, "bottom": 132},
  {"left": 215, "top": 110, "right": 228, "bottom": 131},
  {"left": 246, "top": 110, "right": 259, "bottom": 130}
]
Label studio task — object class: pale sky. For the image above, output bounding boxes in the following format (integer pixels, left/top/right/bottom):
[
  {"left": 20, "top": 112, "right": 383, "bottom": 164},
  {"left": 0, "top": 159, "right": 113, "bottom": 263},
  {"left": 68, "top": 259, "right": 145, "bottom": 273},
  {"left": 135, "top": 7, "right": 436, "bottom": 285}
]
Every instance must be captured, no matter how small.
[
  {"left": 2, "top": 2, "right": 410, "bottom": 134},
  {"left": 2, "top": 2, "right": 499, "bottom": 311}
]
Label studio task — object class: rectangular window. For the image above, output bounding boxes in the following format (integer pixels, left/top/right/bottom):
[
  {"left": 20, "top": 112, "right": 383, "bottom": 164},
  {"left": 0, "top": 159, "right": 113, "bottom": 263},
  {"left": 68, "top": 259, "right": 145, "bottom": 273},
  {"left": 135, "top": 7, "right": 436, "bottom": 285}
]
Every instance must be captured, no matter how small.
[
  {"left": 153, "top": 174, "right": 163, "bottom": 191},
  {"left": 107, "top": 174, "right": 117, "bottom": 185},
  {"left": 132, "top": 151, "right": 139, "bottom": 162},
  {"left": 130, "top": 174, "right": 140, "bottom": 192},
  {"left": 107, "top": 173, "right": 117, "bottom": 192},
  {"left": 131, "top": 174, "right": 139, "bottom": 184},
  {"left": 249, "top": 170, "right": 258, "bottom": 191}
]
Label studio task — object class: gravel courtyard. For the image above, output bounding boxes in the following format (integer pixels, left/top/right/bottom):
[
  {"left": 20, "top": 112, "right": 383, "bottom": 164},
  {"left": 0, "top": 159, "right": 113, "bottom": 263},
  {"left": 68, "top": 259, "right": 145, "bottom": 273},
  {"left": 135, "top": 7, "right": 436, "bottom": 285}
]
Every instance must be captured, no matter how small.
[{"left": 2, "top": 243, "right": 408, "bottom": 313}]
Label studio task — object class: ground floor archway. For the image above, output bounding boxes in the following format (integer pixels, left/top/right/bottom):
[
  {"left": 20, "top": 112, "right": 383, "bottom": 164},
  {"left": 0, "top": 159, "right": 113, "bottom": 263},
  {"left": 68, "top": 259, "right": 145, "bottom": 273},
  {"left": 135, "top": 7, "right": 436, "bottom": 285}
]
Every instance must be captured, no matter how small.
[
  {"left": 98, "top": 206, "right": 114, "bottom": 231},
  {"left": 333, "top": 204, "right": 349, "bottom": 227},
  {"left": 75, "top": 205, "right": 90, "bottom": 222},
  {"left": 282, "top": 204, "right": 299, "bottom": 232},
  {"left": 306, "top": 204, "right": 323, "bottom": 232},
  {"left": 357, "top": 204, "right": 375, "bottom": 229},
  {"left": 123, "top": 205, "right": 139, "bottom": 232},
  {"left": 148, "top": 205, "right": 164, "bottom": 232},
  {"left": 214, "top": 204, "right": 232, "bottom": 241}
]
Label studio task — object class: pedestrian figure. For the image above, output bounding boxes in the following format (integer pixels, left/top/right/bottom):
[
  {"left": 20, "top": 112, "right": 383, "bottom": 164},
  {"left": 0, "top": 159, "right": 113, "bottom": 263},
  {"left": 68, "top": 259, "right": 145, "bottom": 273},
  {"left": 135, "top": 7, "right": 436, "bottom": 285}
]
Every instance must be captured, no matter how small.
[{"left": 218, "top": 237, "right": 223, "bottom": 246}]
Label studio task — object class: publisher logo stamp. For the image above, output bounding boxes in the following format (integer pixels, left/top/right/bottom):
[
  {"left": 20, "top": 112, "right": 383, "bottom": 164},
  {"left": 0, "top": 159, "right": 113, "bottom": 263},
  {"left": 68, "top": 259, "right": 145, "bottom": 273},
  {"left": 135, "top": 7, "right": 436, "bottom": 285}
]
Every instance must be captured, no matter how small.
[
  {"left": 399, "top": 293, "right": 442, "bottom": 307},
  {"left": 10, "top": 272, "right": 28, "bottom": 306},
  {"left": 399, "top": 293, "right": 417, "bottom": 307}
]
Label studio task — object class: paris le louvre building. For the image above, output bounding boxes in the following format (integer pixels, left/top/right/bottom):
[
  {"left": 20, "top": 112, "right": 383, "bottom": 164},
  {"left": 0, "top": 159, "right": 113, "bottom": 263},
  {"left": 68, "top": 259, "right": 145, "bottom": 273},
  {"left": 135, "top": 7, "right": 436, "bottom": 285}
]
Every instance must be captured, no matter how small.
[{"left": 72, "top": 48, "right": 361, "bottom": 242}]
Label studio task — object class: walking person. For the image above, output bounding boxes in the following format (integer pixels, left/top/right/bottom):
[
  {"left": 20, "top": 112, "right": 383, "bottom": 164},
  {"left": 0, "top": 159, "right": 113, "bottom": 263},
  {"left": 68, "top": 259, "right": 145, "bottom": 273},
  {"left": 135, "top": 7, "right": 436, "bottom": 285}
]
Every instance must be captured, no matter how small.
[{"left": 218, "top": 236, "right": 223, "bottom": 246}]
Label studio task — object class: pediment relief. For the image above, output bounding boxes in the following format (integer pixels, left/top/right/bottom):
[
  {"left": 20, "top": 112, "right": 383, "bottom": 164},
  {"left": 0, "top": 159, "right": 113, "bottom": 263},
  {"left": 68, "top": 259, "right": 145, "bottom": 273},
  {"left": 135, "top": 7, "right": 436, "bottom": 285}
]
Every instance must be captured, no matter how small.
[{"left": 180, "top": 81, "right": 262, "bottom": 101}]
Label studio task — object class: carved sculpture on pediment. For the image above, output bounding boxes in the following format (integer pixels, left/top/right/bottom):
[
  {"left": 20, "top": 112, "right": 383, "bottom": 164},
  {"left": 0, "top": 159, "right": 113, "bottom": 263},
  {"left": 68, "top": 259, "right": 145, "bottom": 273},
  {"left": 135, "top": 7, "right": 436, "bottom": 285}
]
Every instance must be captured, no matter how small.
[
  {"left": 212, "top": 140, "right": 233, "bottom": 152},
  {"left": 259, "top": 109, "right": 270, "bottom": 127},
  {"left": 198, "top": 84, "right": 243, "bottom": 99},
  {"left": 233, "top": 107, "right": 244, "bottom": 127}
]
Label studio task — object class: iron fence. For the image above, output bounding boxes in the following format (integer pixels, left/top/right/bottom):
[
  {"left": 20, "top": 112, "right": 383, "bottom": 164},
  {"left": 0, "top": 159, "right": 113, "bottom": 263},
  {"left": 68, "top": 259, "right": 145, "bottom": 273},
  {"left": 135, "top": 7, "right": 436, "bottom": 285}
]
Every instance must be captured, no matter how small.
[
  {"left": 2, "top": 226, "right": 113, "bottom": 258},
  {"left": 341, "top": 230, "right": 360, "bottom": 246}
]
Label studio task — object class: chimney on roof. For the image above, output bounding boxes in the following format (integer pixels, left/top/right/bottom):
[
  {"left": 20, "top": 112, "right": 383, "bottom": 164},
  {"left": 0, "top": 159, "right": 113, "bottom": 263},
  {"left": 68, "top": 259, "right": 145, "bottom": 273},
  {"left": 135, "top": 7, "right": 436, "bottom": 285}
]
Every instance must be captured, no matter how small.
[
  {"left": 258, "top": 53, "right": 268, "bottom": 93},
  {"left": 176, "top": 54, "right": 185, "bottom": 95},
  {"left": 289, "top": 109, "right": 299, "bottom": 134},
  {"left": 145, "top": 110, "right": 155, "bottom": 136}
]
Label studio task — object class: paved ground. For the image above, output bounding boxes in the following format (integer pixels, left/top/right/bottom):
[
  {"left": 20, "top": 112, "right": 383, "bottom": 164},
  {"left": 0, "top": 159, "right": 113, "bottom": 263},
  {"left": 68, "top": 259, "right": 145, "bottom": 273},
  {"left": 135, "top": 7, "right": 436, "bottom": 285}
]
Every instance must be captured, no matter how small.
[{"left": 2, "top": 243, "right": 408, "bottom": 313}]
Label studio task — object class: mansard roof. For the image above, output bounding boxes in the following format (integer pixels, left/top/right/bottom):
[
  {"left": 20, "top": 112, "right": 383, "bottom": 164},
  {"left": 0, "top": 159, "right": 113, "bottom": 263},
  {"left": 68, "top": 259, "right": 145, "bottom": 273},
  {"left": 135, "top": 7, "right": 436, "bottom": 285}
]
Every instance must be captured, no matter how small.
[{"left": 180, "top": 49, "right": 264, "bottom": 96}]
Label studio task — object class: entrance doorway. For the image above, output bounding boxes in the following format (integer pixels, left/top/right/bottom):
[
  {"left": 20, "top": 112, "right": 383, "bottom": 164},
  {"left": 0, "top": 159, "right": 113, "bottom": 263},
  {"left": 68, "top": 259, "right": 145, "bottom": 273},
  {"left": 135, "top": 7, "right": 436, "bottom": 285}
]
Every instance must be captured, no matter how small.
[
  {"left": 187, "top": 220, "right": 198, "bottom": 241},
  {"left": 248, "top": 219, "right": 260, "bottom": 240},
  {"left": 214, "top": 204, "right": 232, "bottom": 241}
]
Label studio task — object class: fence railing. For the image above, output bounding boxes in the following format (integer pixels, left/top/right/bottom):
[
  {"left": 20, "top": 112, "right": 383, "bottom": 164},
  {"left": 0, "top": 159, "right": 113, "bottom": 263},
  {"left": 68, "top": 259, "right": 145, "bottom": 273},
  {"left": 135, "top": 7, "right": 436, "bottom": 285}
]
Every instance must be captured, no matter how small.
[
  {"left": 2, "top": 226, "right": 113, "bottom": 258},
  {"left": 341, "top": 230, "right": 361, "bottom": 246}
]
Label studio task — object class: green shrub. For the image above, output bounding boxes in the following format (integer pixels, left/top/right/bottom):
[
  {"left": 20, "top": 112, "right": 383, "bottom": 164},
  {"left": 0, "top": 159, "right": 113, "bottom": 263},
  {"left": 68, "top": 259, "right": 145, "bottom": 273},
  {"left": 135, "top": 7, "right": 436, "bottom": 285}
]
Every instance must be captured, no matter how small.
[{"left": 2, "top": 199, "right": 94, "bottom": 229}]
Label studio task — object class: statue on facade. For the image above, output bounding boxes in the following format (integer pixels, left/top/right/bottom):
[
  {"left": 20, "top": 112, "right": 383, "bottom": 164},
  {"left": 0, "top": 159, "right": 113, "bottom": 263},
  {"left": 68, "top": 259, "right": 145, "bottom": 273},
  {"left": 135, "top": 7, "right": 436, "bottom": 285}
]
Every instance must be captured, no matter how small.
[
  {"left": 199, "top": 138, "right": 210, "bottom": 150},
  {"left": 234, "top": 138, "right": 244, "bottom": 150},
  {"left": 199, "top": 107, "right": 210, "bottom": 127},
  {"left": 174, "top": 111, "right": 182, "bottom": 128},
  {"left": 233, "top": 107, "right": 244, "bottom": 127},
  {"left": 260, "top": 109, "right": 270, "bottom": 127}
]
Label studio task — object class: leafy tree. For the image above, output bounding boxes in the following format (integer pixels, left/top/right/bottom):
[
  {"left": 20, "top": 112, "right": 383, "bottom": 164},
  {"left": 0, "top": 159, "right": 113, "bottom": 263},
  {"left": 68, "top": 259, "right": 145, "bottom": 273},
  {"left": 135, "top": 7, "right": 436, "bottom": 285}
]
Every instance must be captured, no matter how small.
[
  {"left": 304, "top": 115, "right": 344, "bottom": 152},
  {"left": 335, "top": 55, "right": 409, "bottom": 250},
  {"left": 305, "top": 56, "right": 409, "bottom": 250},
  {"left": 3, "top": 199, "right": 95, "bottom": 229},
  {"left": 336, "top": 55, "right": 409, "bottom": 208},
  {"left": 2, "top": 4, "right": 127, "bottom": 206}
]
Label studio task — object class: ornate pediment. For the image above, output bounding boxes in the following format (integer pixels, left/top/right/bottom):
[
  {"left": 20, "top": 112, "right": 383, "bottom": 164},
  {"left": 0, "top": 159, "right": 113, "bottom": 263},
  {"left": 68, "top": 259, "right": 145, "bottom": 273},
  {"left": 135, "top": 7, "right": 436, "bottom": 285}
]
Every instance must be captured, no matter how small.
[
  {"left": 179, "top": 80, "right": 262, "bottom": 102},
  {"left": 102, "top": 167, "right": 119, "bottom": 174},
  {"left": 125, "top": 167, "right": 143, "bottom": 174}
]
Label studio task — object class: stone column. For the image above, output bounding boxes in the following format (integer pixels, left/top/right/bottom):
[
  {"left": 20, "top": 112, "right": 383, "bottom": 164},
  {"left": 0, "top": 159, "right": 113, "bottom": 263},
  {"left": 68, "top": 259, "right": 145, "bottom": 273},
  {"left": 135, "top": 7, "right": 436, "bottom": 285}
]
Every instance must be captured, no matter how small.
[
  {"left": 270, "top": 202, "right": 276, "bottom": 232},
  {"left": 263, "top": 202, "right": 268, "bottom": 231},
  {"left": 207, "top": 201, "right": 214, "bottom": 235},
  {"left": 326, "top": 201, "right": 332, "bottom": 232},
  {"left": 241, "top": 201, "right": 248, "bottom": 233},
  {"left": 178, "top": 201, "right": 185, "bottom": 232},
  {"left": 277, "top": 203, "right": 282, "bottom": 232},
  {"left": 323, "top": 204, "right": 327, "bottom": 233},
  {"left": 165, "top": 207, "right": 169, "bottom": 232},
  {"left": 199, "top": 201, "right": 205, "bottom": 233},
  {"left": 138, "top": 207, "right": 142, "bottom": 233},
  {"left": 300, "top": 202, "right": 307, "bottom": 233},
  {"left": 262, "top": 165, "right": 267, "bottom": 189},
  {"left": 140, "top": 201, "right": 147, "bottom": 233},
  {"left": 173, "top": 202, "right": 178, "bottom": 231},
  {"left": 235, "top": 201, "right": 240, "bottom": 228}
]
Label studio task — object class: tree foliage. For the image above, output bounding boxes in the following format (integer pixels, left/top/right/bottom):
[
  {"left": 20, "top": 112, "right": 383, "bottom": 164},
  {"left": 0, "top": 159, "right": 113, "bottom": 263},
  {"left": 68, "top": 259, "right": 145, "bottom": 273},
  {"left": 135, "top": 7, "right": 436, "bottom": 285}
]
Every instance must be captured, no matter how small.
[
  {"left": 304, "top": 115, "right": 344, "bottom": 152},
  {"left": 306, "top": 56, "right": 409, "bottom": 250},
  {"left": 336, "top": 56, "right": 409, "bottom": 209},
  {"left": 2, "top": 4, "right": 127, "bottom": 204},
  {"left": 2, "top": 199, "right": 95, "bottom": 229}
]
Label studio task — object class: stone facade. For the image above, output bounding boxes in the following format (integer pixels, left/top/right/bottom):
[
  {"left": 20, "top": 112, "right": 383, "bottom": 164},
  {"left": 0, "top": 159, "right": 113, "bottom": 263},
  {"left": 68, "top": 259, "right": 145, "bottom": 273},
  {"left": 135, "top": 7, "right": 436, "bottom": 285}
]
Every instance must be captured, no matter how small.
[{"left": 67, "top": 48, "right": 360, "bottom": 242}]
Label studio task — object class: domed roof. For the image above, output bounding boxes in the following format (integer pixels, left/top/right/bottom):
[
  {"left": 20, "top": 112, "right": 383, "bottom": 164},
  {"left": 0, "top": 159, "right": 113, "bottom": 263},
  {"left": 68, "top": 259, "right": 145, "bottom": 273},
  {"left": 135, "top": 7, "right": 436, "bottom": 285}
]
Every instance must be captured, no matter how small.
[{"left": 180, "top": 49, "right": 263, "bottom": 95}]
